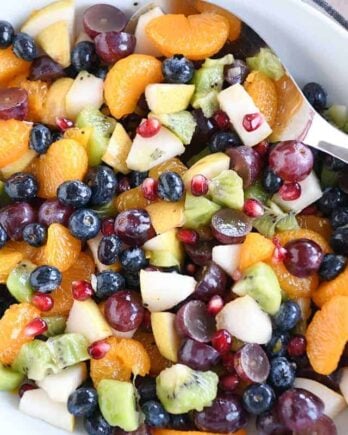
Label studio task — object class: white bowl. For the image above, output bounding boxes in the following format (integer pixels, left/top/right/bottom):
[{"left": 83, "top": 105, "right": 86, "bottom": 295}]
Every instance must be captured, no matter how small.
[{"left": 1, "top": 1, "right": 348, "bottom": 434}]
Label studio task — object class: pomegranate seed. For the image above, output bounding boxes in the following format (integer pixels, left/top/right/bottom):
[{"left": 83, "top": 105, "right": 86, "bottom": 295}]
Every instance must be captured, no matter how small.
[
  {"left": 207, "top": 295, "right": 224, "bottom": 315},
  {"left": 191, "top": 174, "right": 209, "bottom": 196},
  {"left": 56, "top": 117, "right": 74, "bottom": 132},
  {"left": 101, "top": 218, "right": 115, "bottom": 236},
  {"left": 254, "top": 140, "right": 269, "bottom": 157},
  {"left": 186, "top": 263, "right": 196, "bottom": 275},
  {"left": 243, "top": 198, "right": 264, "bottom": 218},
  {"left": 31, "top": 293, "right": 54, "bottom": 312},
  {"left": 18, "top": 383, "right": 37, "bottom": 398},
  {"left": 142, "top": 309, "right": 152, "bottom": 332},
  {"left": 177, "top": 228, "right": 198, "bottom": 245},
  {"left": 72, "top": 280, "right": 94, "bottom": 301},
  {"left": 141, "top": 177, "right": 158, "bottom": 201},
  {"left": 212, "top": 329, "right": 233, "bottom": 354},
  {"left": 24, "top": 318, "right": 48, "bottom": 337},
  {"left": 300, "top": 204, "right": 318, "bottom": 215},
  {"left": 242, "top": 113, "right": 263, "bottom": 132},
  {"left": 272, "top": 237, "right": 287, "bottom": 263},
  {"left": 137, "top": 118, "right": 161, "bottom": 138},
  {"left": 118, "top": 176, "right": 131, "bottom": 193},
  {"left": 232, "top": 269, "right": 242, "bottom": 282},
  {"left": 88, "top": 340, "right": 111, "bottom": 359},
  {"left": 213, "top": 110, "right": 230, "bottom": 130},
  {"left": 279, "top": 182, "right": 302, "bottom": 201},
  {"left": 219, "top": 374, "right": 240, "bottom": 391},
  {"left": 287, "top": 335, "right": 307, "bottom": 357},
  {"left": 222, "top": 352, "right": 236, "bottom": 373}
]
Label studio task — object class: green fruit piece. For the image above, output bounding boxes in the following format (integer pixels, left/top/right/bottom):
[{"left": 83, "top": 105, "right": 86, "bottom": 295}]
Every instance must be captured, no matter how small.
[
  {"left": 0, "top": 180, "right": 11, "bottom": 206},
  {"left": 321, "top": 165, "right": 339, "bottom": 188},
  {"left": 324, "top": 105, "right": 347, "bottom": 129},
  {"left": 253, "top": 213, "right": 278, "bottom": 238},
  {"left": 233, "top": 262, "right": 282, "bottom": 315},
  {"left": 98, "top": 380, "right": 140, "bottom": 431},
  {"left": 46, "top": 333, "right": 90, "bottom": 369},
  {"left": 0, "top": 363, "right": 24, "bottom": 391},
  {"left": 184, "top": 194, "right": 221, "bottom": 229},
  {"left": 76, "top": 106, "right": 116, "bottom": 167},
  {"left": 147, "top": 251, "right": 181, "bottom": 268},
  {"left": 247, "top": 48, "right": 285, "bottom": 81},
  {"left": 244, "top": 180, "right": 270, "bottom": 204},
  {"left": 156, "top": 363, "right": 218, "bottom": 414},
  {"left": 276, "top": 212, "right": 299, "bottom": 233},
  {"left": 146, "top": 84, "right": 195, "bottom": 115},
  {"left": 6, "top": 260, "right": 36, "bottom": 303},
  {"left": 253, "top": 201, "right": 298, "bottom": 238},
  {"left": 91, "top": 200, "right": 118, "bottom": 218},
  {"left": 42, "top": 316, "right": 67, "bottom": 337},
  {"left": 208, "top": 169, "right": 244, "bottom": 210},
  {"left": 150, "top": 111, "right": 197, "bottom": 145}
]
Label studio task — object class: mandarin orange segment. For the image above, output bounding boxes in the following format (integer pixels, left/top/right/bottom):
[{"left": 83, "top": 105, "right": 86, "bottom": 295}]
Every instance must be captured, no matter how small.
[
  {"left": 239, "top": 232, "right": 274, "bottom": 270},
  {"left": 115, "top": 187, "right": 153, "bottom": 212},
  {"left": 37, "top": 139, "right": 88, "bottom": 198},
  {"left": 306, "top": 295, "right": 348, "bottom": 375},
  {"left": 275, "top": 229, "right": 331, "bottom": 254},
  {"left": 145, "top": 13, "right": 229, "bottom": 60},
  {"left": 6, "top": 240, "right": 40, "bottom": 263},
  {"left": 0, "top": 47, "right": 30, "bottom": 86},
  {"left": 0, "top": 247, "right": 24, "bottom": 283},
  {"left": 104, "top": 54, "right": 163, "bottom": 119},
  {"left": 153, "top": 430, "right": 246, "bottom": 435},
  {"left": 134, "top": 330, "right": 172, "bottom": 375},
  {"left": 312, "top": 266, "right": 348, "bottom": 308},
  {"left": 244, "top": 71, "right": 278, "bottom": 127},
  {"left": 0, "top": 120, "right": 31, "bottom": 169},
  {"left": 0, "top": 303, "right": 40, "bottom": 365},
  {"left": 296, "top": 215, "right": 332, "bottom": 241},
  {"left": 149, "top": 158, "right": 187, "bottom": 180}
]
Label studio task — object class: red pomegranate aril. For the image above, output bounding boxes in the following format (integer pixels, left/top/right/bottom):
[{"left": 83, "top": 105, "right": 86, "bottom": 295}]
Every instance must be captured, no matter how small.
[
  {"left": 254, "top": 140, "right": 269, "bottom": 157},
  {"left": 72, "top": 280, "right": 94, "bottom": 301},
  {"left": 186, "top": 263, "right": 197, "bottom": 275},
  {"left": 88, "top": 340, "right": 111, "bottom": 360},
  {"left": 222, "top": 352, "right": 236, "bottom": 373},
  {"left": 220, "top": 374, "right": 240, "bottom": 391},
  {"left": 24, "top": 318, "right": 48, "bottom": 337},
  {"left": 272, "top": 237, "right": 287, "bottom": 263},
  {"left": 212, "top": 110, "right": 230, "bottom": 130},
  {"left": 242, "top": 113, "right": 263, "bottom": 132},
  {"left": 141, "top": 178, "right": 158, "bottom": 201},
  {"left": 300, "top": 204, "right": 318, "bottom": 216},
  {"left": 212, "top": 329, "right": 233, "bottom": 354},
  {"left": 56, "top": 117, "right": 74, "bottom": 131},
  {"left": 177, "top": 228, "right": 198, "bottom": 245},
  {"left": 243, "top": 198, "right": 264, "bottom": 218},
  {"left": 279, "top": 182, "right": 302, "bottom": 201},
  {"left": 101, "top": 218, "right": 115, "bottom": 236},
  {"left": 18, "top": 383, "right": 37, "bottom": 398},
  {"left": 287, "top": 335, "right": 307, "bottom": 357},
  {"left": 207, "top": 295, "right": 224, "bottom": 315},
  {"left": 137, "top": 119, "right": 160, "bottom": 138},
  {"left": 191, "top": 174, "right": 209, "bottom": 196},
  {"left": 31, "top": 293, "right": 54, "bottom": 312}
]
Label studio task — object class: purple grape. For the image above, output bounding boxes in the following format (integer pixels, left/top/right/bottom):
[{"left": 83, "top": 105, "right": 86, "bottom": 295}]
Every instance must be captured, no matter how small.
[
  {"left": 184, "top": 240, "right": 215, "bottom": 266},
  {"left": 256, "top": 409, "right": 291, "bottom": 435},
  {"left": 211, "top": 209, "right": 252, "bottom": 244},
  {"left": 178, "top": 338, "right": 220, "bottom": 370},
  {"left": 114, "top": 209, "right": 155, "bottom": 247},
  {"left": 105, "top": 290, "right": 144, "bottom": 332},
  {"left": 277, "top": 388, "right": 324, "bottom": 431},
  {"left": 83, "top": 4, "right": 127, "bottom": 38},
  {"left": 29, "top": 56, "right": 65, "bottom": 82},
  {"left": 234, "top": 343, "right": 270, "bottom": 383},
  {"left": 95, "top": 31, "right": 136, "bottom": 64},
  {"left": 225, "top": 59, "right": 250, "bottom": 86},
  {"left": 194, "top": 394, "right": 247, "bottom": 433},
  {"left": 195, "top": 262, "right": 228, "bottom": 301},
  {"left": 293, "top": 415, "right": 337, "bottom": 435},
  {"left": 283, "top": 239, "right": 324, "bottom": 278},
  {"left": 38, "top": 199, "right": 74, "bottom": 227},
  {"left": 226, "top": 146, "right": 262, "bottom": 188},
  {"left": 0, "top": 202, "right": 35, "bottom": 240},
  {"left": 175, "top": 300, "right": 216, "bottom": 343},
  {"left": 0, "top": 88, "right": 28, "bottom": 120}
]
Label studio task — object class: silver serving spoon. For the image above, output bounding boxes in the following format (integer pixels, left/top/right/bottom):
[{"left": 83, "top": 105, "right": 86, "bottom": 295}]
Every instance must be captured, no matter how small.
[{"left": 128, "top": 0, "right": 348, "bottom": 163}]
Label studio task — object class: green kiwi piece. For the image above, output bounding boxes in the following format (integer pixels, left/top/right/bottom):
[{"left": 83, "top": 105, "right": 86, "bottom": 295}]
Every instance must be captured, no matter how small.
[
  {"left": 46, "top": 333, "right": 89, "bottom": 369},
  {"left": 0, "top": 363, "right": 24, "bottom": 391},
  {"left": 7, "top": 260, "right": 36, "bottom": 303}
]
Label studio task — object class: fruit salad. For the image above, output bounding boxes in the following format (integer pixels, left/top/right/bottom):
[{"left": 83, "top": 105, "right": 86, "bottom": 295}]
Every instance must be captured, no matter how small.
[{"left": 0, "top": 1, "right": 347, "bottom": 434}]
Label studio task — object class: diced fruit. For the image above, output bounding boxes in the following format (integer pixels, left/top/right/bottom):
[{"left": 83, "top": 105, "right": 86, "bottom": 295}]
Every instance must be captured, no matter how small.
[
  {"left": 246, "top": 48, "right": 285, "bottom": 81},
  {"left": 208, "top": 169, "right": 244, "bottom": 210},
  {"left": 183, "top": 153, "right": 230, "bottom": 190},
  {"left": 42, "top": 77, "right": 74, "bottom": 126},
  {"left": 216, "top": 295, "right": 272, "bottom": 344},
  {"left": 275, "top": 228, "right": 331, "bottom": 254},
  {"left": 36, "top": 20, "right": 71, "bottom": 67},
  {"left": 43, "top": 316, "right": 67, "bottom": 336},
  {"left": 134, "top": 7, "right": 165, "bottom": 56},
  {"left": 149, "top": 111, "right": 197, "bottom": 145},
  {"left": 0, "top": 120, "right": 31, "bottom": 169},
  {"left": 212, "top": 244, "right": 242, "bottom": 277},
  {"left": 239, "top": 233, "right": 274, "bottom": 270},
  {"left": 134, "top": 331, "right": 171, "bottom": 375},
  {"left": 313, "top": 266, "right": 348, "bottom": 308},
  {"left": 64, "top": 127, "right": 92, "bottom": 148},
  {"left": 143, "top": 229, "right": 184, "bottom": 268},
  {"left": 46, "top": 333, "right": 90, "bottom": 369},
  {"left": 184, "top": 194, "right": 221, "bottom": 230},
  {"left": 151, "top": 312, "right": 180, "bottom": 362},
  {"left": 145, "top": 84, "right": 195, "bottom": 115},
  {"left": 140, "top": 269, "right": 196, "bottom": 312},
  {"left": 297, "top": 215, "right": 332, "bottom": 240},
  {"left": 19, "top": 388, "right": 75, "bottom": 432},
  {"left": 0, "top": 150, "right": 37, "bottom": 179},
  {"left": 0, "top": 363, "right": 24, "bottom": 391},
  {"left": 146, "top": 200, "right": 185, "bottom": 234},
  {"left": 0, "top": 49, "right": 30, "bottom": 87},
  {"left": 102, "top": 122, "right": 132, "bottom": 174},
  {"left": 6, "top": 260, "right": 36, "bottom": 302}
]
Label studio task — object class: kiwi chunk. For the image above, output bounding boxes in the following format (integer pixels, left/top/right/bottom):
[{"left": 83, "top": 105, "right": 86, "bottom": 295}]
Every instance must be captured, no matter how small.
[
  {"left": 184, "top": 194, "right": 221, "bottom": 229},
  {"left": 247, "top": 48, "right": 285, "bottom": 81},
  {"left": 46, "top": 333, "right": 89, "bottom": 369},
  {"left": 42, "top": 316, "right": 67, "bottom": 337},
  {"left": 7, "top": 260, "right": 36, "bottom": 303},
  {"left": 150, "top": 111, "right": 197, "bottom": 145},
  {"left": 0, "top": 363, "right": 24, "bottom": 390},
  {"left": 208, "top": 169, "right": 244, "bottom": 210}
]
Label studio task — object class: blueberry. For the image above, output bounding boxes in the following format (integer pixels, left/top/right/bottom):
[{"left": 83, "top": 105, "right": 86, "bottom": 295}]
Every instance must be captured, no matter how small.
[
  {"left": 57, "top": 180, "right": 92, "bottom": 208},
  {"left": 331, "top": 227, "right": 348, "bottom": 256},
  {"left": 142, "top": 400, "right": 170, "bottom": 427},
  {"left": 29, "top": 265, "right": 62, "bottom": 293},
  {"left": 64, "top": 64, "right": 79, "bottom": 79},
  {"left": 318, "top": 187, "right": 348, "bottom": 216},
  {"left": 0, "top": 21, "right": 14, "bottom": 48},
  {"left": 273, "top": 301, "right": 301, "bottom": 332},
  {"left": 136, "top": 376, "right": 157, "bottom": 403},
  {"left": 68, "top": 387, "right": 98, "bottom": 417},
  {"left": 124, "top": 271, "right": 140, "bottom": 289},
  {"left": 262, "top": 167, "right": 283, "bottom": 194},
  {"left": 162, "top": 55, "right": 195, "bottom": 84},
  {"left": 97, "top": 235, "right": 122, "bottom": 265},
  {"left": 95, "top": 271, "right": 125, "bottom": 299},
  {"left": 242, "top": 383, "right": 275, "bottom": 415},
  {"left": 84, "top": 410, "right": 113, "bottom": 435},
  {"left": 158, "top": 172, "right": 184, "bottom": 202},
  {"left": 266, "top": 332, "right": 290, "bottom": 358},
  {"left": 68, "top": 209, "right": 101, "bottom": 240},
  {"left": 268, "top": 357, "right": 296, "bottom": 391},
  {"left": 302, "top": 82, "right": 327, "bottom": 111},
  {"left": 12, "top": 32, "right": 37, "bottom": 61},
  {"left": 324, "top": 155, "right": 347, "bottom": 171},
  {"left": 23, "top": 223, "right": 47, "bottom": 247},
  {"left": 0, "top": 224, "right": 8, "bottom": 248},
  {"left": 0, "top": 284, "right": 16, "bottom": 318},
  {"left": 130, "top": 171, "right": 149, "bottom": 188},
  {"left": 51, "top": 131, "right": 63, "bottom": 142},
  {"left": 85, "top": 166, "right": 117, "bottom": 206},
  {"left": 120, "top": 247, "right": 147, "bottom": 272},
  {"left": 208, "top": 131, "right": 241, "bottom": 152},
  {"left": 71, "top": 41, "right": 98, "bottom": 72},
  {"left": 5, "top": 173, "right": 38, "bottom": 201},
  {"left": 30, "top": 124, "right": 52, "bottom": 154},
  {"left": 331, "top": 207, "right": 348, "bottom": 229},
  {"left": 92, "top": 66, "right": 108, "bottom": 80},
  {"left": 170, "top": 414, "right": 192, "bottom": 430},
  {"left": 319, "top": 253, "right": 347, "bottom": 281}
]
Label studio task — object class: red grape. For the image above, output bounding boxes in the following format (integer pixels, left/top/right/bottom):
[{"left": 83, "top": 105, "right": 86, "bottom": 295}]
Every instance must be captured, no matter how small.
[
  {"left": 184, "top": 240, "right": 215, "bottom": 266},
  {"left": 195, "top": 262, "right": 228, "bottom": 301},
  {"left": 211, "top": 209, "right": 252, "bottom": 244},
  {"left": 256, "top": 409, "right": 291, "bottom": 435},
  {"left": 234, "top": 343, "right": 270, "bottom": 383},
  {"left": 114, "top": 209, "right": 155, "bottom": 246},
  {"left": 95, "top": 31, "right": 136, "bottom": 64},
  {"left": 83, "top": 4, "right": 127, "bottom": 38},
  {"left": 0, "top": 202, "right": 35, "bottom": 240},
  {"left": 293, "top": 415, "right": 337, "bottom": 435},
  {"left": 38, "top": 199, "right": 74, "bottom": 227},
  {"left": 284, "top": 238, "right": 323, "bottom": 278},
  {"left": 178, "top": 338, "right": 220, "bottom": 370},
  {"left": 226, "top": 146, "right": 262, "bottom": 188},
  {"left": 105, "top": 290, "right": 144, "bottom": 332},
  {"left": 0, "top": 87, "right": 28, "bottom": 120},
  {"left": 29, "top": 56, "right": 65, "bottom": 82}
]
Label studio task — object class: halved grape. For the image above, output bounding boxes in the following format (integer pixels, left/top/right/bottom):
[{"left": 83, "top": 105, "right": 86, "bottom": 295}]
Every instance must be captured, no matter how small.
[
  {"left": 195, "top": 262, "right": 228, "bottom": 301},
  {"left": 178, "top": 338, "right": 220, "bottom": 371},
  {"left": 29, "top": 56, "right": 66, "bottom": 82},
  {"left": 0, "top": 202, "right": 35, "bottom": 240},
  {"left": 211, "top": 209, "right": 252, "bottom": 244},
  {"left": 0, "top": 88, "right": 28, "bottom": 120},
  {"left": 226, "top": 146, "right": 261, "bottom": 188},
  {"left": 175, "top": 300, "right": 216, "bottom": 343},
  {"left": 38, "top": 200, "right": 74, "bottom": 227},
  {"left": 105, "top": 290, "right": 144, "bottom": 332},
  {"left": 234, "top": 343, "right": 270, "bottom": 383},
  {"left": 95, "top": 31, "right": 136, "bottom": 64},
  {"left": 293, "top": 415, "right": 337, "bottom": 435},
  {"left": 184, "top": 240, "right": 216, "bottom": 266},
  {"left": 256, "top": 409, "right": 291, "bottom": 435},
  {"left": 83, "top": 4, "right": 127, "bottom": 38}
]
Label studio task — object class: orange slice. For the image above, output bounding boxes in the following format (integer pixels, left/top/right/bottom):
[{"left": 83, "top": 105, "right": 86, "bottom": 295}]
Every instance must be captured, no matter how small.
[
  {"left": 296, "top": 215, "right": 332, "bottom": 241},
  {"left": 313, "top": 266, "right": 348, "bottom": 308},
  {"left": 0, "top": 120, "right": 31, "bottom": 169},
  {"left": 239, "top": 232, "right": 274, "bottom": 270},
  {"left": 0, "top": 247, "right": 24, "bottom": 283},
  {"left": 0, "top": 47, "right": 30, "bottom": 86}
]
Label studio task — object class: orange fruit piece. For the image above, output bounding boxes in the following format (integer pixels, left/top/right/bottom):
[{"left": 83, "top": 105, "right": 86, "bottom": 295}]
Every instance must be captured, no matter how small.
[
  {"left": 134, "top": 330, "right": 172, "bottom": 375},
  {"left": 145, "top": 13, "right": 229, "bottom": 60},
  {"left": 0, "top": 47, "right": 30, "bottom": 86},
  {"left": 90, "top": 336, "right": 150, "bottom": 386},
  {"left": 149, "top": 158, "right": 187, "bottom": 180},
  {"left": 153, "top": 430, "right": 246, "bottom": 435},
  {"left": 239, "top": 232, "right": 274, "bottom": 270},
  {"left": 275, "top": 229, "right": 331, "bottom": 254},
  {"left": 244, "top": 71, "right": 278, "bottom": 127},
  {"left": 306, "top": 295, "right": 348, "bottom": 375},
  {"left": 45, "top": 252, "right": 94, "bottom": 317},
  {"left": 37, "top": 139, "right": 88, "bottom": 198},
  {"left": 0, "top": 247, "right": 24, "bottom": 283},
  {"left": 313, "top": 266, "right": 348, "bottom": 308},
  {"left": 6, "top": 240, "right": 40, "bottom": 263},
  {"left": 296, "top": 215, "right": 332, "bottom": 241},
  {"left": 0, "top": 119, "right": 31, "bottom": 169},
  {"left": 0, "top": 302, "right": 40, "bottom": 365},
  {"left": 104, "top": 54, "right": 163, "bottom": 119},
  {"left": 36, "top": 223, "right": 81, "bottom": 272},
  {"left": 115, "top": 187, "right": 154, "bottom": 213}
]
